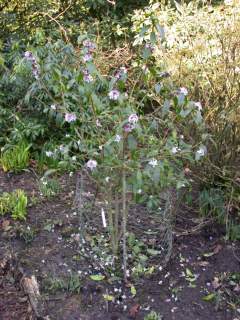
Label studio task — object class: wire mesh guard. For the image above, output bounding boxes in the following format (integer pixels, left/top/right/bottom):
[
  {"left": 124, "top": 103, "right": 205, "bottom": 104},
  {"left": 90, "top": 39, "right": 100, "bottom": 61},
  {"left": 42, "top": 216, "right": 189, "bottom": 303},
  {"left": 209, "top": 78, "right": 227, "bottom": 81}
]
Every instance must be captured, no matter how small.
[
  {"left": 74, "top": 172, "right": 178, "bottom": 274},
  {"left": 127, "top": 189, "right": 177, "bottom": 266}
]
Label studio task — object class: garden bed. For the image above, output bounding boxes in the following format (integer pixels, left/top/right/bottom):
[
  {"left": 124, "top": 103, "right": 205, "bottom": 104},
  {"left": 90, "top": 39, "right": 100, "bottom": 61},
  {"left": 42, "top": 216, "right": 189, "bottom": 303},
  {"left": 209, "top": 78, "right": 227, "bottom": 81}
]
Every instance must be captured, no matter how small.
[{"left": 0, "top": 169, "right": 239, "bottom": 320}]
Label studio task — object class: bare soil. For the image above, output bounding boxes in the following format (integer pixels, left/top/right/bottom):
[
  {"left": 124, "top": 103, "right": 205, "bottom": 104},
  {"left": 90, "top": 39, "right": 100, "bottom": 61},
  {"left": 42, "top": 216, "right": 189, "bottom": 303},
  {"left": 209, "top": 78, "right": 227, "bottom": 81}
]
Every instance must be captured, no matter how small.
[{"left": 0, "top": 169, "right": 239, "bottom": 320}]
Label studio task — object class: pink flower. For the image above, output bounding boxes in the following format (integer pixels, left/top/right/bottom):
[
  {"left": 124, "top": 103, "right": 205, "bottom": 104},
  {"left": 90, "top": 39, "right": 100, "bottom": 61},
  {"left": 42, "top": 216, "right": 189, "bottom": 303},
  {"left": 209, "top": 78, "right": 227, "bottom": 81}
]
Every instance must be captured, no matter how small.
[
  {"left": 65, "top": 113, "right": 76, "bottom": 123},
  {"left": 83, "top": 40, "right": 96, "bottom": 51},
  {"left": 83, "top": 53, "right": 92, "bottom": 62},
  {"left": 114, "top": 67, "right": 127, "bottom": 80},
  {"left": 24, "top": 51, "right": 33, "bottom": 59},
  {"left": 84, "top": 74, "right": 93, "bottom": 83},
  {"left": 145, "top": 43, "right": 155, "bottom": 52},
  {"left": 108, "top": 89, "right": 120, "bottom": 100},
  {"left": 83, "top": 69, "right": 93, "bottom": 83},
  {"left": 123, "top": 123, "right": 135, "bottom": 133},
  {"left": 24, "top": 51, "right": 40, "bottom": 78},
  {"left": 128, "top": 113, "right": 138, "bottom": 124}
]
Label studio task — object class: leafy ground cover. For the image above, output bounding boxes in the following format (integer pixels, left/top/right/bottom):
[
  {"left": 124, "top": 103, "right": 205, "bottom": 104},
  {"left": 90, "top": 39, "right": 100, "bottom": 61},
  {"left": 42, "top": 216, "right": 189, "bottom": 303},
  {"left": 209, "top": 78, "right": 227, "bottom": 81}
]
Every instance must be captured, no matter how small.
[{"left": 0, "top": 169, "right": 239, "bottom": 320}]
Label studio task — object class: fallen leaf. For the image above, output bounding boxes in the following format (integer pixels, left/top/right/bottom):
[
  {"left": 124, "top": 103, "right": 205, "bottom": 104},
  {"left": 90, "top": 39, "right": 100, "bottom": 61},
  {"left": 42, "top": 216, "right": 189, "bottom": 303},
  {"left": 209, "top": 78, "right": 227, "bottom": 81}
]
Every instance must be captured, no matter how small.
[
  {"left": 213, "top": 244, "right": 222, "bottom": 255},
  {"left": 2, "top": 220, "right": 11, "bottom": 231},
  {"left": 203, "top": 252, "right": 215, "bottom": 258},
  {"left": 18, "top": 296, "right": 28, "bottom": 303},
  {"left": 234, "top": 284, "right": 240, "bottom": 292},
  {"left": 129, "top": 304, "right": 140, "bottom": 319},
  {"left": 212, "top": 277, "right": 221, "bottom": 289},
  {"left": 147, "top": 248, "right": 161, "bottom": 256},
  {"left": 197, "top": 261, "right": 209, "bottom": 267},
  {"left": 202, "top": 244, "right": 223, "bottom": 258}
]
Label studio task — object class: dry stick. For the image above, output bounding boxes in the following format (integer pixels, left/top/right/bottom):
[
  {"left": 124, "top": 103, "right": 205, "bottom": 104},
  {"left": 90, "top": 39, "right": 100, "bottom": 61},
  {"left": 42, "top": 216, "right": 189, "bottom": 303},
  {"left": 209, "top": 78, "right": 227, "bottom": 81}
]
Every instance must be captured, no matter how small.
[
  {"left": 106, "top": 0, "right": 116, "bottom": 5},
  {"left": 21, "top": 275, "right": 45, "bottom": 318},
  {"left": 122, "top": 166, "right": 127, "bottom": 282},
  {"left": 175, "top": 218, "right": 214, "bottom": 237},
  {"left": 107, "top": 189, "right": 115, "bottom": 255},
  {"left": 75, "top": 171, "right": 85, "bottom": 242},
  {"left": 39, "top": 12, "right": 69, "bottom": 43},
  {"left": 54, "top": 0, "right": 73, "bottom": 20},
  {"left": 114, "top": 193, "right": 120, "bottom": 256}
]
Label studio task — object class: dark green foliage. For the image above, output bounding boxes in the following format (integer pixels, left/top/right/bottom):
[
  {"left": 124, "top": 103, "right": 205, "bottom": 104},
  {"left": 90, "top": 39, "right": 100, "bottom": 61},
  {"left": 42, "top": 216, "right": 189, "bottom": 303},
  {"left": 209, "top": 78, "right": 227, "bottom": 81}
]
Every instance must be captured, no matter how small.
[{"left": 0, "top": 0, "right": 149, "bottom": 45}]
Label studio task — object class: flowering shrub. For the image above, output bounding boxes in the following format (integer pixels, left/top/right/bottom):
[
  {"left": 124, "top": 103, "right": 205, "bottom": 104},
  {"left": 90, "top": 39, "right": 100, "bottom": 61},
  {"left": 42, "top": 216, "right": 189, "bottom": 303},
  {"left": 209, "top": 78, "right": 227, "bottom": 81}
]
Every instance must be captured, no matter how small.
[{"left": 1, "top": 34, "right": 207, "bottom": 277}]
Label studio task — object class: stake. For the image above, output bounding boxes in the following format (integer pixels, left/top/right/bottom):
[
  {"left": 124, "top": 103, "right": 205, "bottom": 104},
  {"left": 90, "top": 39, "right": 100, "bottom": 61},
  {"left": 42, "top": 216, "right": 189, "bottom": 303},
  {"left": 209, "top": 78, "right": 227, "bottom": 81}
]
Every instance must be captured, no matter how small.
[{"left": 122, "top": 166, "right": 127, "bottom": 282}]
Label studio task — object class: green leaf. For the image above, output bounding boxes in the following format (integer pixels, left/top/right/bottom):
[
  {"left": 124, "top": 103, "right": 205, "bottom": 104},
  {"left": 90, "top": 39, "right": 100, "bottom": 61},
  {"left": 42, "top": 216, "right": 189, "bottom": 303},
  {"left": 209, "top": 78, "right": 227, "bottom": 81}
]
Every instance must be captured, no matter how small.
[
  {"left": 142, "top": 48, "right": 151, "bottom": 59},
  {"left": 90, "top": 274, "right": 105, "bottom": 281},
  {"left": 156, "top": 24, "right": 165, "bottom": 39},
  {"left": 139, "top": 254, "right": 148, "bottom": 262},
  {"left": 91, "top": 93, "right": 103, "bottom": 111},
  {"left": 147, "top": 248, "right": 161, "bottom": 256},
  {"left": 43, "top": 169, "right": 59, "bottom": 178},
  {"left": 202, "top": 293, "right": 216, "bottom": 301},
  {"left": 177, "top": 180, "right": 186, "bottom": 189},
  {"left": 150, "top": 31, "right": 157, "bottom": 44},
  {"left": 103, "top": 294, "right": 114, "bottom": 301},
  {"left": 162, "top": 100, "right": 170, "bottom": 114},
  {"left": 133, "top": 245, "right": 141, "bottom": 254},
  {"left": 155, "top": 83, "right": 162, "bottom": 94},
  {"left": 136, "top": 170, "right": 142, "bottom": 186},
  {"left": 128, "top": 135, "right": 137, "bottom": 150},
  {"left": 152, "top": 166, "right": 160, "bottom": 184},
  {"left": 43, "top": 224, "right": 52, "bottom": 232},
  {"left": 180, "top": 108, "right": 192, "bottom": 118},
  {"left": 203, "top": 252, "right": 215, "bottom": 257},
  {"left": 186, "top": 268, "right": 193, "bottom": 277},
  {"left": 130, "top": 285, "right": 137, "bottom": 296}
]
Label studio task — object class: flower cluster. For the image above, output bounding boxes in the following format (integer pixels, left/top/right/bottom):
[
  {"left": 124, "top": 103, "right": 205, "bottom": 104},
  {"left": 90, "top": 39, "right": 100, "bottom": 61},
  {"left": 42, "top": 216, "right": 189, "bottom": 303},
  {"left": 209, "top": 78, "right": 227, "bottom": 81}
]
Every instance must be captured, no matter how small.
[
  {"left": 108, "top": 89, "right": 120, "bottom": 101},
  {"left": 45, "top": 151, "right": 54, "bottom": 157},
  {"left": 128, "top": 114, "right": 138, "bottom": 124},
  {"left": 145, "top": 43, "right": 155, "bottom": 53},
  {"left": 82, "top": 39, "right": 96, "bottom": 63},
  {"left": 171, "top": 146, "right": 181, "bottom": 154},
  {"left": 83, "top": 39, "right": 96, "bottom": 51},
  {"left": 196, "top": 146, "right": 206, "bottom": 157},
  {"left": 114, "top": 134, "right": 122, "bottom": 143},
  {"left": 45, "top": 144, "right": 69, "bottom": 159},
  {"left": 179, "top": 87, "right": 188, "bottom": 96},
  {"left": 83, "top": 69, "right": 93, "bottom": 83},
  {"left": 24, "top": 51, "right": 40, "bottom": 79},
  {"left": 86, "top": 159, "right": 97, "bottom": 170},
  {"left": 83, "top": 53, "right": 92, "bottom": 63},
  {"left": 114, "top": 66, "right": 127, "bottom": 81},
  {"left": 149, "top": 158, "right": 158, "bottom": 167},
  {"left": 65, "top": 113, "right": 76, "bottom": 123},
  {"left": 123, "top": 113, "right": 139, "bottom": 133}
]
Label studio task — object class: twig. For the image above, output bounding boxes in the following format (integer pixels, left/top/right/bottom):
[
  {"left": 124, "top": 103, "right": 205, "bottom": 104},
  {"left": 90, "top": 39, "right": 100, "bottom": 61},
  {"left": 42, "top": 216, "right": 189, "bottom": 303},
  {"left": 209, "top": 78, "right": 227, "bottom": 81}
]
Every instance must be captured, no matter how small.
[
  {"left": 175, "top": 218, "right": 214, "bottom": 237},
  {"left": 106, "top": 0, "right": 116, "bottom": 5},
  {"left": 232, "top": 247, "right": 240, "bottom": 263},
  {"left": 38, "top": 12, "right": 69, "bottom": 42},
  {"left": 122, "top": 163, "right": 127, "bottom": 282}
]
